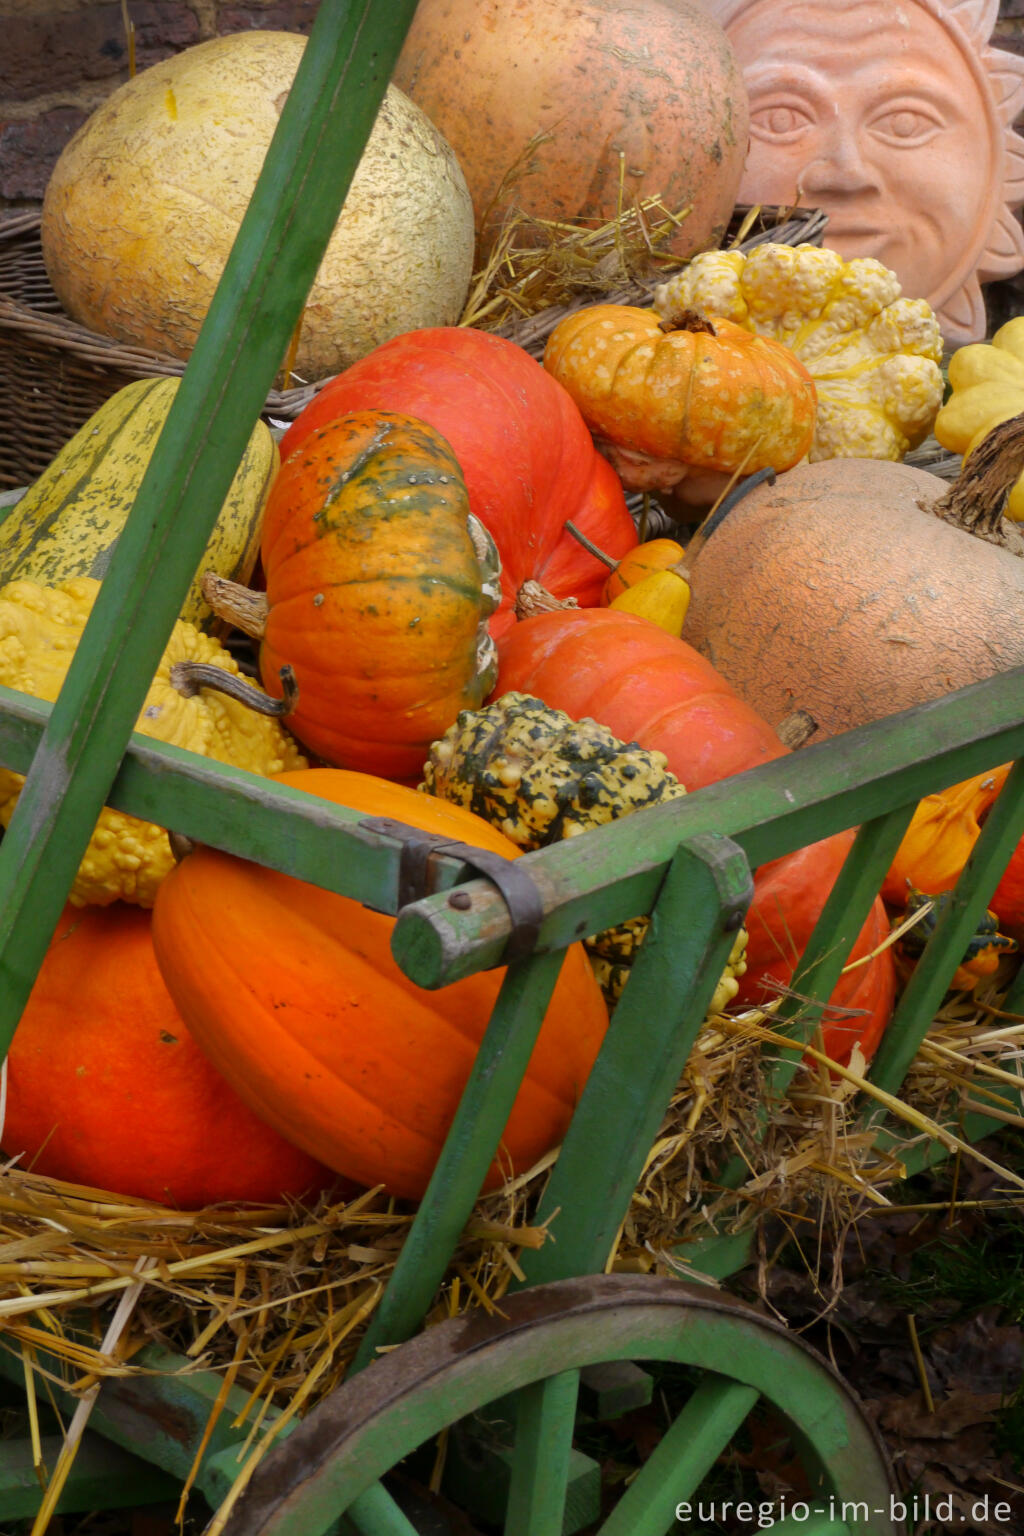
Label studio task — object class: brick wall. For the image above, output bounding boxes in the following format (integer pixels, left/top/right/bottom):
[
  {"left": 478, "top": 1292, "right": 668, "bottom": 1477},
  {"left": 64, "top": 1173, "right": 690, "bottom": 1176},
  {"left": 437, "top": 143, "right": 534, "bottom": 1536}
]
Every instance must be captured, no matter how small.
[
  {"left": 0, "top": 0, "right": 318, "bottom": 208},
  {"left": 5, "top": 1, "right": 1024, "bottom": 212}
]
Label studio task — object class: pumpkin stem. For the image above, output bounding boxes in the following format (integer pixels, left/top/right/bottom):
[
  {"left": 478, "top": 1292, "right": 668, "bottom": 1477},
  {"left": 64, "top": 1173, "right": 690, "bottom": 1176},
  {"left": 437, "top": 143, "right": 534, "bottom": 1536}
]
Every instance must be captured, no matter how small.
[
  {"left": 776, "top": 708, "right": 818, "bottom": 750},
  {"left": 201, "top": 571, "right": 270, "bottom": 639},
  {"left": 169, "top": 660, "right": 298, "bottom": 717},
  {"left": 927, "top": 412, "right": 1024, "bottom": 553},
  {"left": 563, "top": 520, "right": 617, "bottom": 568},
  {"left": 514, "top": 581, "right": 579, "bottom": 619},
  {"left": 656, "top": 307, "right": 717, "bottom": 337}
]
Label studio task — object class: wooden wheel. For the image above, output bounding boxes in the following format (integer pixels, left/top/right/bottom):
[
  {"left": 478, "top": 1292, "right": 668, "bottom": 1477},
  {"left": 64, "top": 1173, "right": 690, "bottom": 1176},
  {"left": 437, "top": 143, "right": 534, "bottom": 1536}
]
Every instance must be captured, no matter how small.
[{"left": 222, "top": 1274, "right": 898, "bottom": 1536}]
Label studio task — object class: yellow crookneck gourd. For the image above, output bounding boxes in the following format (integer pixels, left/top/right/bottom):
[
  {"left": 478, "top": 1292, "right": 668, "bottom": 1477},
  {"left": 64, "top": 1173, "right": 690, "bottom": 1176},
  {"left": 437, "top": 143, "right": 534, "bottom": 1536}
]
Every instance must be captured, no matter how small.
[
  {"left": 607, "top": 561, "right": 691, "bottom": 635},
  {"left": 0, "top": 577, "right": 307, "bottom": 906},
  {"left": 933, "top": 318, "right": 1024, "bottom": 520}
]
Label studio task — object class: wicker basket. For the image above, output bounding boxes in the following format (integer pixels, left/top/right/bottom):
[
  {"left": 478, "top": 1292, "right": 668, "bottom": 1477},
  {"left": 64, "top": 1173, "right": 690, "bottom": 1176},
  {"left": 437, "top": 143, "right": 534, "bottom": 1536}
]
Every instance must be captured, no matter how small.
[
  {"left": 0, "top": 211, "right": 321, "bottom": 489},
  {"left": 0, "top": 203, "right": 830, "bottom": 492}
]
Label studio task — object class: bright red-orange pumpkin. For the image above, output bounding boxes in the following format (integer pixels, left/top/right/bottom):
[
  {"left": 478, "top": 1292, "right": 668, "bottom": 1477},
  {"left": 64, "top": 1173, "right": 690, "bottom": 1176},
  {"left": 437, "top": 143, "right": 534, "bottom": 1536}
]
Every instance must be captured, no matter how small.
[
  {"left": 151, "top": 769, "right": 609, "bottom": 1200},
  {"left": 278, "top": 327, "right": 638, "bottom": 638},
  {"left": 495, "top": 609, "right": 896, "bottom": 1064},
  {"left": 2, "top": 903, "right": 332, "bottom": 1208}
]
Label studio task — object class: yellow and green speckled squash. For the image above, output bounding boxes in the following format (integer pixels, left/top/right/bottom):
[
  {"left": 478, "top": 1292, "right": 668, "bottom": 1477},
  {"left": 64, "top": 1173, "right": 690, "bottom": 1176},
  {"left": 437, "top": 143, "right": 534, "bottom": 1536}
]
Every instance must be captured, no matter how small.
[
  {"left": 421, "top": 690, "right": 747, "bottom": 1011},
  {"left": 0, "top": 377, "right": 277, "bottom": 629}
]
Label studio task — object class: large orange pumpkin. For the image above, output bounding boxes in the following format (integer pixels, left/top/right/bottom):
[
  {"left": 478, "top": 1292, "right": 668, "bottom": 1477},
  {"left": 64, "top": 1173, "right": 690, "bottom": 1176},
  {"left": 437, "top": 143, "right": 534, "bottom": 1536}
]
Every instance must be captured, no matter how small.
[
  {"left": 392, "top": 0, "right": 749, "bottom": 261},
  {"left": 2, "top": 903, "right": 332, "bottom": 1208},
  {"left": 151, "top": 770, "right": 608, "bottom": 1200},
  {"left": 495, "top": 609, "right": 896, "bottom": 1064}
]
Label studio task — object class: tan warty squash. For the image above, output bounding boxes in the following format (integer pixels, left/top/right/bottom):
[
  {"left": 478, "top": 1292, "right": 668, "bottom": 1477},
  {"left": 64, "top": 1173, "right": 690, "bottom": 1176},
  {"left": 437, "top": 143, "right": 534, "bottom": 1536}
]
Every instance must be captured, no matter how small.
[{"left": 682, "top": 420, "right": 1024, "bottom": 740}]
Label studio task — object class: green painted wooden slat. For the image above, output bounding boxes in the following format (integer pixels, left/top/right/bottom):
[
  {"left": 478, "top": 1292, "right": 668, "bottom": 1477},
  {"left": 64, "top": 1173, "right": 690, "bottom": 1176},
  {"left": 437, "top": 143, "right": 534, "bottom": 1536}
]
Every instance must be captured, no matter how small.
[
  {"left": 597, "top": 1375, "right": 759, "bottom": 1536},
  {"left": 505, "top": 1370, "right": 587, "bottom": 1536},
  {"left": 1, "top": 666, "right": 1022, "bottom": 991},
  {"left": 712, "top": 804, "right": 917, "bottom": 1197},
  {"left": 771, "top": 805, "right": 917, "bottom": 1050},
  {"left": 0, "top": 1431, "right": 179, "bottom": 1518},
  {"left": 392, "top": 666, "right": 1024, "bottom": 988},
  {"left": 866, "top": 755, "right": 1024, "bottom": 1100},
  {"left": 345, "top": 1481, "right": 424, "bottom": 1536},
  {"left": 350, "top": 952, "right": 565, "bottom": 1372},
  {"left": 0, "top": 687, "right": 490, "bottom": 912},
  {"left": 514, "top": 835, "right": 753, "bottom": 1289},
  {"left": 0, "top": 0, "right": 420, "bottom": 1051}
]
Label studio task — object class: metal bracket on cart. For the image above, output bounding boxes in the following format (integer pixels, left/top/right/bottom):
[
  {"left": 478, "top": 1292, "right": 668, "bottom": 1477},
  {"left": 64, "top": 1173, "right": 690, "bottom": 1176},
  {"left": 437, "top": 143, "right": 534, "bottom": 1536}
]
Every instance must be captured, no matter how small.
[{"left": 360, "top": 815, "right": 545, "bottom": 963}]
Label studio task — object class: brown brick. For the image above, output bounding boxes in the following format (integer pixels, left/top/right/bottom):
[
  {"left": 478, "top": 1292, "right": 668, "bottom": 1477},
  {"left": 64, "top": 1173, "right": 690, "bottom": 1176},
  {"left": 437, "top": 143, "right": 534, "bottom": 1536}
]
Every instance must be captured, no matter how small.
[
  {"left": 0, "top": 107, "right": 85, "bottom": 199},
  {"left": 216, "top": 4, "right": 318, "bottom": 37},
  {"left": 3, "top": 4, "right": 201, "bottom": 102}
]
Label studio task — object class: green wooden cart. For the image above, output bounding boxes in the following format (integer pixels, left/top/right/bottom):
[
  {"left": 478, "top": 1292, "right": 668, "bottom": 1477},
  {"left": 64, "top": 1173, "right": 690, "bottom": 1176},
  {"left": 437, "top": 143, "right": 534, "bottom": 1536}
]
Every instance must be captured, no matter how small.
[{"left": 2, "top": 5, "right": 1024, "bottom": 1532}]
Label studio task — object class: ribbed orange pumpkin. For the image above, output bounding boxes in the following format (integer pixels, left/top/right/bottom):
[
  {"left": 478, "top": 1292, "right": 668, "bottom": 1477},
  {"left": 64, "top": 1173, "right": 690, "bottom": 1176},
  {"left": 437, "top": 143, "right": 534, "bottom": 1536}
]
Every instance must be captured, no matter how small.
[
  {"left": 2, "top": 903, "right": 332, "bottom": 1208},
  {"left": 392, "top": 0, "right": 748, "bottom": 261},
  {"left": 220, "top": 410, "right": 498, "bottom": 781},
  {"left": 151, "top": 769, "right": 609, "bottom": 1200},
  {"left": 544, "top": 306, "right": 817, "bottom": 493}
]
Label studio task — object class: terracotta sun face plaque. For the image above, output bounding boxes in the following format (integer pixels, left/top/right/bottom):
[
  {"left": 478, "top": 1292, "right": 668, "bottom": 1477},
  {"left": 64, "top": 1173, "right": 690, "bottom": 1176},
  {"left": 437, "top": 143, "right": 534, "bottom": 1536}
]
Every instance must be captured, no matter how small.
[{"left": 704, "top": 0, "right": 1024, "bottom": 343}]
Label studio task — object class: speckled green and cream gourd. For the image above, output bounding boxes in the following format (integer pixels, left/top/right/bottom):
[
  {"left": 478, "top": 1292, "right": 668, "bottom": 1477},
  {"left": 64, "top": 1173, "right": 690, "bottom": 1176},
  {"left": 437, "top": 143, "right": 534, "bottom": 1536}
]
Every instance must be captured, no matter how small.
[
  {"left": 0, "top": 378, "right": 275, "bottom": 630},
  {"left": 422, "top": 691, "right": 747, "bottom": 1010}
]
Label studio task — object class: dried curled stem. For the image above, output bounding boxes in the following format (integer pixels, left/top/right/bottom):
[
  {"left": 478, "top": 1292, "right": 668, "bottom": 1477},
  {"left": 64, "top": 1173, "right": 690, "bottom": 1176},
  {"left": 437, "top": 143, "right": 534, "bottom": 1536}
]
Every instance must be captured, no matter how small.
[
  {"left": 170, "top": 660, "right": 298, "bottom": 717},
  {"left": 514, "top": 580, "right": 579, "bottom": 619},
  {"left": 201, "top": 571, "right": 270, "bottom": 639},
  {"left": 927, "top": 412, "right": 1024, "bottom": 554}
]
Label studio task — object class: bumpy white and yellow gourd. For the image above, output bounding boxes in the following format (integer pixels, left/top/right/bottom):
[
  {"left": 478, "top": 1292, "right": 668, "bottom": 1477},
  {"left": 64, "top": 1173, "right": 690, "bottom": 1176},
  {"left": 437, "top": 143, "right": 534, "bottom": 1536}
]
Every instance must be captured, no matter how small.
[
  {"left": 0, "top": 577, "right": 307, "bottom": 906},
  {"left": 654, "top": 242, "right": 944, "bottom": 463}
]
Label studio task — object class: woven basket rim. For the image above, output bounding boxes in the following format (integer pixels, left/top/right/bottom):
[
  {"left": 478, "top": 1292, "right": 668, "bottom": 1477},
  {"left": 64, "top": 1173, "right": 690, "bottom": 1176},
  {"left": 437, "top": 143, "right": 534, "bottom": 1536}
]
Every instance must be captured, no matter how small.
[
  {"left": 0, "top": 210, "right": 317, "bottom": 415},
  {"left": 0, "top": 203, "right": 832, "bottom": 408}
]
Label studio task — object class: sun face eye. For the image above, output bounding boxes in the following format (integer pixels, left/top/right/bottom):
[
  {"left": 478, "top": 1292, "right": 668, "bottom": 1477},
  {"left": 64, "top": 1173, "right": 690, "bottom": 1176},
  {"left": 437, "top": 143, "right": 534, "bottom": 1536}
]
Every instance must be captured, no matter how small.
[
  {"left": 748, "top": 99, "right": 815, "bottom": 143},
  {"left": 867, "top": 101, "right": 946, "bottom": 148}
]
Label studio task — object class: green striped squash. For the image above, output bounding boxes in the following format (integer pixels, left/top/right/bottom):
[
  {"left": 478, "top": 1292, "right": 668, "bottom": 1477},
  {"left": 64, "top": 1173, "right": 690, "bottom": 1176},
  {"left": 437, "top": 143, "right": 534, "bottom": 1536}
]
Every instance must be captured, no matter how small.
[{"left": 0, "top": 378, "right": 277, "bottom": 629}]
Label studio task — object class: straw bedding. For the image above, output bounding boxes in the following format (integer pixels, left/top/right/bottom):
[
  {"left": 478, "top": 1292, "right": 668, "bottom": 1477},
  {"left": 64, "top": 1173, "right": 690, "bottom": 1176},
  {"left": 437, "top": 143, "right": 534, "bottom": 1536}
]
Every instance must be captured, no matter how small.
[{"left": 1, "top": 964, "right": 1022, "bottom": 1532}]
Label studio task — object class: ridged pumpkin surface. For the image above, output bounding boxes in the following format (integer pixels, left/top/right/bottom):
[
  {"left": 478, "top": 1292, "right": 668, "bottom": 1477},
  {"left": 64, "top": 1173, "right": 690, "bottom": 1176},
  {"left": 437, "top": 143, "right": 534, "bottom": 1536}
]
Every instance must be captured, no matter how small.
[
  {"left": 278, "top": 328, "right": 637, "bottom": 637},
  {"left": 681, "top": 457, "right": 1024, "bottom": 739},
  {"left": 392, "top": 0, "right": 748, "bottom": 260},
  {"left": 544, "top": 306, "right": 817, "bottom": 475},
  {"left": 259, "top": 411, "right": 495, "bottom": 780},
  {"left": 151, "top": 770, "right": 609, "bottom": 1200},
  {"left": 495, "top": 610, "right": 896, "bottom": 1064},
  {"left": 2, "top": 904, "right": 331, "bottom": 1208}
]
